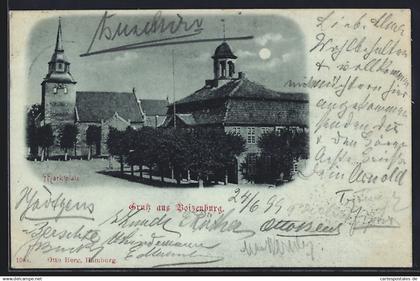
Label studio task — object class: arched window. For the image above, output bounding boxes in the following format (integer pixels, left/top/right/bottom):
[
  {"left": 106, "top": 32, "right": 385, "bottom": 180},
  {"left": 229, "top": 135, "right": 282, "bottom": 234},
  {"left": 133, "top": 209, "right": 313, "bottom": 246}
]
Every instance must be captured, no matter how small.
[
  {"left": 220, "top": 61, "right": 226, "bottom": 77},
  {"left": 228, "top": 61, "right": 235, "bottom": 77}
]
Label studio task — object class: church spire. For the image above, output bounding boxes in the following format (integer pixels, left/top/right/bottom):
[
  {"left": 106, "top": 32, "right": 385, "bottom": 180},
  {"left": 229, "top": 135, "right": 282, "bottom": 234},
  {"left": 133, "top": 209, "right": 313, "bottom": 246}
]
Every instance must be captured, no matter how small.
[
  {"left": 48, "top": 17, "right": 69, "bottom": 66},
  {"left": 55, "top": 17, "right": 64, "bottom": 52},
  {"left": 44, "top": 17, "right": 75, "bottom": 83}
]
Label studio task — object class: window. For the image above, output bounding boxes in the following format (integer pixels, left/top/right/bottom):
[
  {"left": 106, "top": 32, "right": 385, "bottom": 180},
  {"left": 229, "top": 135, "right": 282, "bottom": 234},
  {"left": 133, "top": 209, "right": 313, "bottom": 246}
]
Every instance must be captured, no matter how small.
[
  {"left": 53, "top": 87, "right": 57, "bottom": 94},
  {"left": 289, "top": 126, "right": 299, "bottom": 133},
  {"left": 64, "top": 87, "right": 68, "bottom": 94},
  {"left": 247, "top": 127, "right": 256, "bottom": 144},
  {"left": 232, "top": 127, "right": 241, "bottom": 136},
  {"left": 293, "top": 160, "right": 299, "bottom": 172},
  {"left": 58, "top": 63, "right": 63, "bottom": 70},
  {"left": 261, "top": 127, "right": 272, "bottom": 135},
  {"left": 275, "top": 126, "right": 285, "bottom": 135}
]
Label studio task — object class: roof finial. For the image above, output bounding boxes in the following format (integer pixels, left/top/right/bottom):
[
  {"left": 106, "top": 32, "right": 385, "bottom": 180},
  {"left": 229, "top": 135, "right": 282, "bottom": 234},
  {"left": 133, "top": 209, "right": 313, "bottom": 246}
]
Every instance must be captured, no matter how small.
[
  {"left": 55, "top": 17, "right": 64, "bottom": 51},
  {"left": 221, "top": 19, "right": 226, "bottom": 41}
]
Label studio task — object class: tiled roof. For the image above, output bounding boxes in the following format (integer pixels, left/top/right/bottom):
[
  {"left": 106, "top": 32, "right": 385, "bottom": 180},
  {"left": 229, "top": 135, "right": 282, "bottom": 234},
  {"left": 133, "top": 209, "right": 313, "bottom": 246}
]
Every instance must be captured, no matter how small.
[
  {"left": 144, "top": 115, "right": 167, "bottom": 127},
  {"left": 50, "top": 51, "right": 69, "bottom": 63},
  {"left": 43, "top": 72, "right": 76, "bottom": 83},
  {"left": 167, "top": 78, "right": 309, "bottom": 127},
  {"left": 224, "top": 99, "right": 308, "bottom": 126},
  {"left": 176, "top": 114, "right": 197, "bottom": 126},
  {"left": 75, "top": 91, "right": 143, "bottom": 123},
  {"left": 175, "top": 78, "right": 308, "bottom": 105},
  {"left": 161, "top": 114, "right": 198, "bottom": 127},
  {"left": 139, "top": 99, "right": 169, "bottom": 116}
]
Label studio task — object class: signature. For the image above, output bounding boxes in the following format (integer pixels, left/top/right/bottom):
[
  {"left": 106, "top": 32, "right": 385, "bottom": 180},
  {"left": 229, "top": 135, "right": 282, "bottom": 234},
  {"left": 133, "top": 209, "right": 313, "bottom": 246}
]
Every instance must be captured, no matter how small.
[
  {"left": 260, "top": 218, "right": 342, "bottom": 237},
  {"left": 15, "top": 186, "right": 95, "bottom": 222},
  {"left": 16, "top": 221, "right": 223, "bottom": 267},
  {"left": 16, "top": 222, "right": 103, "bottom": 260},
  {"left": 99, "top": 208, "right": 181, "bottom": 237},
  {"left": 178, "top": 209, "right": 256, "bottom": 239},
  {"left": 81, "top": 11, "right": 253, "bottom": 57},
  {"left": 240, "top": 236, "right": 315, "bottom": 261},
  {"left": 335, "top": 188, "right": 402, "bottom": 235}
]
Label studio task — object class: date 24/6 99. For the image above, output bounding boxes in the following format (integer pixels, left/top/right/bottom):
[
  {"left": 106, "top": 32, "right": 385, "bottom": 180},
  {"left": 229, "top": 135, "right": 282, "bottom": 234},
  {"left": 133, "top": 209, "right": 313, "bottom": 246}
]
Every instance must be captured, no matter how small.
[{"left": 228, "top": 188, "right": 284, "bottom": 215}]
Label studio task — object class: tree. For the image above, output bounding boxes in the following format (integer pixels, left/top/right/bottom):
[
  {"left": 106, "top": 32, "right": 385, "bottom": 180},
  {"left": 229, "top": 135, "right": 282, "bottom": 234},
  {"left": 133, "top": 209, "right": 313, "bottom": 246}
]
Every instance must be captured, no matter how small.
[
  {"left": 154, "top": 129, "right": 171, "bottom": 183},
  {"left": 86, "top": 125, "right": 101, "bottom": 160},
  {"left": 170, "top": 129, "right": 193, "bottom": 184},
  {"left": 130, "top": 127, "right": 152, "bottom": 179},
  {"left": 187, "top": 128, "right": 245, "bottom": 187},
  {"left": 188, "top": 128, "right": 217, "bottom": 187},
  {"left": 137, "top": 127, "right": 159, "bottom": 180},
  {"left": 107, "top": 127, "right": 127, "bottom": 173},
  {"left": 26, "top": 123, "right": 38, "bottom": 158},
  {"left": 153, "top": 128, "right": 192, "bottom": 184},
  {"left": 37, "top": 124, "right": 54, "bottom": 161},
  {"left": 112, "top": 127, "right": 245, "bottom": 187},
  {"left": 252, "top": 128, "right": 308, "bottom": 183},
  {"left": 123, "top": 126, "right": 137, "bottom": 176},
  {"left": 291, "top": 130, "right": 309, "bottom": 160},
  {"left": 218, "top": 132, "right": 246, "bottom": 184},
  {"left": 257, "top": 130, "right": 291, "bottom": 181},
  {"left": 59, "top": 124, "right": 79, "bottom": 161},
  {"left": 26, "top": 104, "right": 42, "bottom": 157}
]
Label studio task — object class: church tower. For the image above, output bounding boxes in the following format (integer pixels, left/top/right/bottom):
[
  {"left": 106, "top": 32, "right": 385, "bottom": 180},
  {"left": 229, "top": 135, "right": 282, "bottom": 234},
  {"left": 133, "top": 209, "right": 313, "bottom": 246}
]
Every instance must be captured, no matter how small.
[{"left": 41, "top": 18, "right": 77, "bottom": 129}]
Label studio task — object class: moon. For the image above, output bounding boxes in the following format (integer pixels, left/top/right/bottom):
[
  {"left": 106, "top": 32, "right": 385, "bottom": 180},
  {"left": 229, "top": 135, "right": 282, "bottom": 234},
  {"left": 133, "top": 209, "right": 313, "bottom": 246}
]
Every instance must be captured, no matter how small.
[{"left": 259, "top": 48, "right": 271, "bottom": 60}]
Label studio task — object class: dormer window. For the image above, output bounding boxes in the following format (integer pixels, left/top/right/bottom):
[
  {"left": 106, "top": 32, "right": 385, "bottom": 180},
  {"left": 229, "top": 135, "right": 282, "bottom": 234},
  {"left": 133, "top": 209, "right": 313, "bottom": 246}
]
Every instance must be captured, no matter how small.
[
  {"left": 53, "top": 87, "right": 57, "bottom": 94},
  {"left": 57, "top": 63, "right": 63, "bottom": 71}
]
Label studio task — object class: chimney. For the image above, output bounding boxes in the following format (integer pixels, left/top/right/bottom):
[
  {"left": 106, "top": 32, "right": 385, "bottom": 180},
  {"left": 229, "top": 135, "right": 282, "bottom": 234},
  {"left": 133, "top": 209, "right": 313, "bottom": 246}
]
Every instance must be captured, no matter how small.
[
  {"left": 238, "top": 72, "right": 246, "bottom": 79},
  {"left": 205, "top": 79, "right": 218, "bottom": 88}
]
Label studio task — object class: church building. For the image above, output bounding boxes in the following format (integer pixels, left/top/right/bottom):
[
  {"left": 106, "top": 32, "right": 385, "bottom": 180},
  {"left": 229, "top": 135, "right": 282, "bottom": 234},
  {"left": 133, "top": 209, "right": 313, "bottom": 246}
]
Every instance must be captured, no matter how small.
[{"left": 37, "top": 19, "right": 168, "bottom": 156}]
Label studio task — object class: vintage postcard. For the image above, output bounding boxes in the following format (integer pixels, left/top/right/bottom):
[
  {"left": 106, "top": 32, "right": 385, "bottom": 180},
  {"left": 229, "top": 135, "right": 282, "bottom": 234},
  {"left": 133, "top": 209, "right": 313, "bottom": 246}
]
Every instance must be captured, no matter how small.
[{"left": 9, "top": 9, "right": 411, "bottom": 268}]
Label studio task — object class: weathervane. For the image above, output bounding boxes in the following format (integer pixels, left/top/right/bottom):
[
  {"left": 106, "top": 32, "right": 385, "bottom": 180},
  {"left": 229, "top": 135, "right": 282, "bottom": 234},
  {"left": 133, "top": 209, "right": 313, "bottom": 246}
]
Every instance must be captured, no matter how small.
[{"left": 221, "top": 19, "right": 226, "bottom": 41}]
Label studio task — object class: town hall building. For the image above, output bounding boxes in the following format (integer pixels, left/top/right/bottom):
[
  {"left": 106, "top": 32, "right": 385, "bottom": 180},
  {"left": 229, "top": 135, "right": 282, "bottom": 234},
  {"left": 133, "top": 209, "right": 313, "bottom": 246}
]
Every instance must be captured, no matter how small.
[{"left": 162, "top": 41, "right": 309, "bottom": 181}]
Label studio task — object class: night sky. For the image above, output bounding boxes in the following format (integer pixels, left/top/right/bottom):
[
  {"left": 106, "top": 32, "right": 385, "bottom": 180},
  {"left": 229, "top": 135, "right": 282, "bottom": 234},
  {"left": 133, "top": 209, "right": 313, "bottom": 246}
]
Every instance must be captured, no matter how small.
[{"left": 26, "top": 10, "right": 306, "bottom": 105}]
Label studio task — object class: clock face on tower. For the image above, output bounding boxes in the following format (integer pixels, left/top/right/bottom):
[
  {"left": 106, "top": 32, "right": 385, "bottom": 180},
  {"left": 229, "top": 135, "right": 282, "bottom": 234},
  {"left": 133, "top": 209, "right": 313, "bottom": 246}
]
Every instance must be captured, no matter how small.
[
  {"left": 53, "top": 83, "right": 68, "bottom": 94},
  {"left": 45, "top": 81, "right": 74, "bottom": 123}
]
